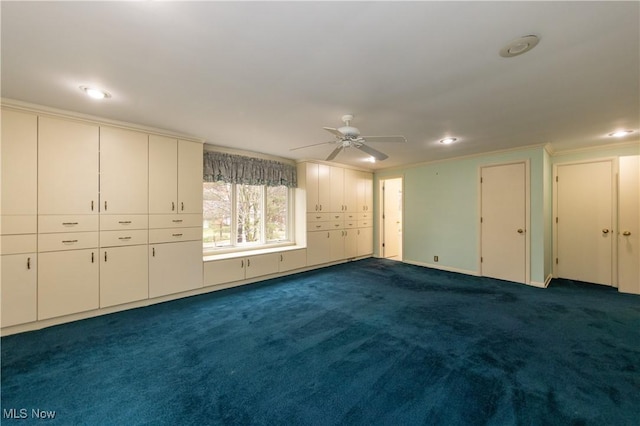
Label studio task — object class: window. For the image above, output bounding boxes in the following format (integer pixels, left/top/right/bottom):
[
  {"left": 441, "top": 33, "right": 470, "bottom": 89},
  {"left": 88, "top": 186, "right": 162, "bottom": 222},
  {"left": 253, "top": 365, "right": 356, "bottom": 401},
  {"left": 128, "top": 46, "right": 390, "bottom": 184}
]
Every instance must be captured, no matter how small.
[{"left": 204, "top": 182, "right": 292, "bottom": 251}]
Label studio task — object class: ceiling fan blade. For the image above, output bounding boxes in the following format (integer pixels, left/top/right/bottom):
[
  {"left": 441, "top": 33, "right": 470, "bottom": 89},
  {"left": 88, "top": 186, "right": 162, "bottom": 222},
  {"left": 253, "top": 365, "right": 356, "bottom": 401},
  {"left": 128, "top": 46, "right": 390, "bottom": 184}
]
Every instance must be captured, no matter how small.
[
  {"left": 323, "top": 127, "right": 344, "bottom": 137},
  {"left": 290, "top": 141, "right": 335, "bottom": 151},
  {"left": 356, "top": 143, "right": 388, "bottom": 161},
  {"left": 325, "top": 146, "right": 344, "bottom": 161},
  {"left": 361, "top": 135, "right": 407, "bottom": 143}
]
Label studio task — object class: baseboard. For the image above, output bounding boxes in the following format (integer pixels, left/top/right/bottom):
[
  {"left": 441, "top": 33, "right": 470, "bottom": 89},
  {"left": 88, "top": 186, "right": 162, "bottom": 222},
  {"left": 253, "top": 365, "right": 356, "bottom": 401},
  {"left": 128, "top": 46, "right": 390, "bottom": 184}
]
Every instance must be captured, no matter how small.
[
  {"left": 529, "top": 274, "right": 553, "bottom": 288},
  {"left": 402, "top": 259, "right": 479, "bottom": 277}
]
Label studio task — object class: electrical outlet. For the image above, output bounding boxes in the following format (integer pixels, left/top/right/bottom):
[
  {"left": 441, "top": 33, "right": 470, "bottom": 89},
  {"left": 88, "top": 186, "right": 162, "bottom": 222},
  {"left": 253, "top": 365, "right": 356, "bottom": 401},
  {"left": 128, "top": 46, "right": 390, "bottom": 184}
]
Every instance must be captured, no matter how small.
[{"left": 434, "top": 255, "right": 439, "bottom": 262}]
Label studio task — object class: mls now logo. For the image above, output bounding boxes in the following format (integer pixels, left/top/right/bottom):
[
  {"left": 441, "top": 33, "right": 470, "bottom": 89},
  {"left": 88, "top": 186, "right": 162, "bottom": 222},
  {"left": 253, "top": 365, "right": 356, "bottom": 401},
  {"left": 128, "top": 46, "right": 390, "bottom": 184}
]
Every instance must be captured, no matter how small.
[{"left": 3, "top": 408, "right": 57, "bottom": 419}]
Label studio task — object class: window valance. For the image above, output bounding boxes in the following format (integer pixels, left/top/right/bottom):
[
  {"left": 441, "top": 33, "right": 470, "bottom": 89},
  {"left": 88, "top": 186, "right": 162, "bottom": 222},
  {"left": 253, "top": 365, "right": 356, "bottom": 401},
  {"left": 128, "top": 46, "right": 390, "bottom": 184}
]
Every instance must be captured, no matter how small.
[{"left": 203, "top": 151, "right": 297, "bottom": 188}]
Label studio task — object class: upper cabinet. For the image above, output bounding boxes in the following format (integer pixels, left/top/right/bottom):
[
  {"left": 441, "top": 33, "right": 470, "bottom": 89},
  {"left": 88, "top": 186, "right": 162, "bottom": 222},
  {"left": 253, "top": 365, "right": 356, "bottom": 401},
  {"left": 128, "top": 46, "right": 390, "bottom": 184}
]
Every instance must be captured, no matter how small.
[
  {"left": 100, "top": 126, "right": 148, "bottom": 214},
  {"left": 304, "top": 162, "right": 331, "bottom": 212},
  {"left": 149, "top": 136, "right": 202, "bottom": 214},
  {"left": 1, "top": 109, "right": 38, "bottom": 219},
  {"left": 38, "top": 116, "right": 99, "bottom": 215}
]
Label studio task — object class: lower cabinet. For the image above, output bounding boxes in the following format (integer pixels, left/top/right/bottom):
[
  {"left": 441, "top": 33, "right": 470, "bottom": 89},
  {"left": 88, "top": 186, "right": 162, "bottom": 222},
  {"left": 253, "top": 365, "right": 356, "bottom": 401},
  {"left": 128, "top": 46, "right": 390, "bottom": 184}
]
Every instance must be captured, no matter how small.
[
  {"left": 149, "top": 240, "right": 203, "bottom": 298},
  {"left": 1, "top": 253, "right": 37, "bottom": 327},
  {"left": 38, "top": 249, "right": 99, "bottom": 320},
  {"left": 307, "top": 231, "right": 331, "bottom": 266},
  {"left": 357, "top": 227, "right": 373, "bottom": 257},
  {"left": 204, "top": 249, "right": 307, "bottom": 286},
  {"left": 100, "top": 245, "right": 149, "bottom": 308}
]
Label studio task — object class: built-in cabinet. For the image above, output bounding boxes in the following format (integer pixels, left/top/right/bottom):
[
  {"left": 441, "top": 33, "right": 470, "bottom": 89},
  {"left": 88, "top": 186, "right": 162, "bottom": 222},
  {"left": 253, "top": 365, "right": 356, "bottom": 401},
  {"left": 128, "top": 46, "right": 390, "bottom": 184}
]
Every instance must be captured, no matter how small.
[
  {"left": 1, "top": 107, "right": 204, "bottom": 330},
  {"left": 1, "top": 109, "right": 38, "bottom": 327},
  {"left": 299, "top": 162, "right": 374, "bottom": 267},
  {"left": 203, "top": 249, "right": 307, "bottom": 287}
]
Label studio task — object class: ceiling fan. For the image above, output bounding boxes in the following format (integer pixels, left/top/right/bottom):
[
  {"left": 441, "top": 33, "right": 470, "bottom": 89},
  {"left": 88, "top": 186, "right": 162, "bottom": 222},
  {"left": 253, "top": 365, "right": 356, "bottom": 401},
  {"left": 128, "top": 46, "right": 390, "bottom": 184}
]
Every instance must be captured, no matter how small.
[{"left": 291, "top": 114, "right": 406, "bottom": 161}]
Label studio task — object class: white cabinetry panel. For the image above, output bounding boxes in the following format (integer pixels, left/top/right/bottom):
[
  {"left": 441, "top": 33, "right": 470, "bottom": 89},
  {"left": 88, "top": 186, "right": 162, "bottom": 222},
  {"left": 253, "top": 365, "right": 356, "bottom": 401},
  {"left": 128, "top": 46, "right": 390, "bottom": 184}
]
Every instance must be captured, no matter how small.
[
  {"left": 38, "top": 116, "right": 98, "bottom": 215},
  {"left": 100, "top": 245, "right": 148, "bottom": 308}
]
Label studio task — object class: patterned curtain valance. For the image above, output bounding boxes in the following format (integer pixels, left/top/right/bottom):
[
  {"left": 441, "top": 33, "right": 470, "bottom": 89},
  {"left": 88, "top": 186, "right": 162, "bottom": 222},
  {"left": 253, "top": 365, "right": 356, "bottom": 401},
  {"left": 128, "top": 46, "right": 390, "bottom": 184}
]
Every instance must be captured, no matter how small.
[{"left": 203, "top": 151, "right": 297, "bottom": 188}]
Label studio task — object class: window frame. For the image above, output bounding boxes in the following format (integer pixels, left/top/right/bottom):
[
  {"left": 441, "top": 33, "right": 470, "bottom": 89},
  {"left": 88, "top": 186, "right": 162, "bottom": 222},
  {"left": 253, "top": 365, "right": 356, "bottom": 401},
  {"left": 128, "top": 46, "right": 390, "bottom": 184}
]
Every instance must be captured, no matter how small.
[{"left": 203, "top": 181, "right": 295, "bottom": 255}]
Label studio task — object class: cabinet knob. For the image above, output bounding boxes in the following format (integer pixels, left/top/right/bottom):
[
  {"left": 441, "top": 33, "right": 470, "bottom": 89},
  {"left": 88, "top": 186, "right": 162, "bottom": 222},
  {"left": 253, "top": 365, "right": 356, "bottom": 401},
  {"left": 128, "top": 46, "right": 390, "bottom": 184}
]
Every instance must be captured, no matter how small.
[
  {"left": 181, "top": 202, "right": 184, "bottom": 211},
  {"left": 27, "top": 257, "right": 31, "bottom": 270},
  {"left": 602, "top": 229, "right": 610, "bottom": 234},
  {"left": 104, "top": 200, "right": 108, "bottom": 211},
  {"left": 104, "top": 251, "right": 108, "bottom": 262},
  {"left": 172, "top": 202, "right": 175, "bottom": 211},
  {"left": 622, "top": 231, "right": 631, "bottom": 236}
]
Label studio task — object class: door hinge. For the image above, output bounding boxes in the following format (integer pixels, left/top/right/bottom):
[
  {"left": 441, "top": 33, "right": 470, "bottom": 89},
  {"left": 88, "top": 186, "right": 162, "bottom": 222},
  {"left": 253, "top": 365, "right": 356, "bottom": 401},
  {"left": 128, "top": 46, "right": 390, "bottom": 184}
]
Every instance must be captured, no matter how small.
[
  {"left": 556, "top": 176, "right": 558, "bottom": 182},
  {"left": 480, "top": 177, "right": 483, "bottom": 183},
  {"left": 480, "top": 257, "right": 483, "bottom": 263},
  {"left": 555, "top": 217, "right": 558, "bottom": 223},
  {"left": 480, "top": 217, "right": 483, "bottom": 223},
  {"left": 382, "top": 243, "right": 385, "bottom": 248},
  {"left": 556, "top": 258, "right": 558, "bottom": 264}
]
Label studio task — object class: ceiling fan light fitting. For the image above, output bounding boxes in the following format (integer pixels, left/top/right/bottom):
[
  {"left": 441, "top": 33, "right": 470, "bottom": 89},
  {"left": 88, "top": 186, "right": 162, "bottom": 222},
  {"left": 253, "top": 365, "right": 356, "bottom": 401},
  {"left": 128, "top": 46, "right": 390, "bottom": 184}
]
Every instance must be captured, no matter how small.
[
  {"left": 608, "top": 130, "right": 633, "bottom": 138},
  {"left": 440, "top": 137, "right": 457, "bottom": 145}
]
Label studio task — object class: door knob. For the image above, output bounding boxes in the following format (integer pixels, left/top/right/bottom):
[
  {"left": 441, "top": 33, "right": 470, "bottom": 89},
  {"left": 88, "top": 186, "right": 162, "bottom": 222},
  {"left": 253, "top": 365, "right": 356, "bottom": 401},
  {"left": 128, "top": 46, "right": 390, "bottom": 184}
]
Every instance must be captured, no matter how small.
[
  {"left": 517, "top": 229, "right": 524, "bottom": 234},
  {"left": 602, "top": 229, "right": 610, "bottom": 234},
  {"left": 622, "top": 231, "right": 631, "bottom": 236}
]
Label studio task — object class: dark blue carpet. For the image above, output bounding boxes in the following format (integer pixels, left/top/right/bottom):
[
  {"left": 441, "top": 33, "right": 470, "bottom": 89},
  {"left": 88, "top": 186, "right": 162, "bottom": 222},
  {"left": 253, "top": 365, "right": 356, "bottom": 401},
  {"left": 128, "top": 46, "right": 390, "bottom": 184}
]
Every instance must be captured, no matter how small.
[{"left": 2, "top": 258, "right": 639, "bottom": 425}]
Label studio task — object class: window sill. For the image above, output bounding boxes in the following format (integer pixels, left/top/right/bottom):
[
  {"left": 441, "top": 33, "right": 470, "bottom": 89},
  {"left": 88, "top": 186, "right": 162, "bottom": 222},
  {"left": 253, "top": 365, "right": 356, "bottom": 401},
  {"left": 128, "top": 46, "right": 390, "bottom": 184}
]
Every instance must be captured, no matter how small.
[{"left": 203, "top": 243, "right": 304, "bottom": 262}]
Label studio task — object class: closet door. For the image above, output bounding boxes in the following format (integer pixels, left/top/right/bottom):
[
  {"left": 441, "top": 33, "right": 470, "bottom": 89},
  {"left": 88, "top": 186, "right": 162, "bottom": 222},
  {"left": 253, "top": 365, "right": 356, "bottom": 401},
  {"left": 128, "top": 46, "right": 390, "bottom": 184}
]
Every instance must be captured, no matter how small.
[
  {"left": 100, "top": 126, "right": 148, "bottom": 214},
  {"left": 556, "top": 160, "right": 613, "bottom": 286},
  {"left": 618, "top": 156, "right": 639, "bottom": 294},
  {"left": 38, "top": 117, "right": 99, "bottom": 215},
  {"left": 481, "top": 162, "right": 527, "bottom": 283}
]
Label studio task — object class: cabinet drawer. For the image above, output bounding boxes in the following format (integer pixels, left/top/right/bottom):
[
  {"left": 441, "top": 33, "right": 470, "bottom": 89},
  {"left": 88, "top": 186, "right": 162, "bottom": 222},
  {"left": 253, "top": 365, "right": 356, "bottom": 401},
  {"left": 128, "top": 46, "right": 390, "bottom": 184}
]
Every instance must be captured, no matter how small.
[
  {"left": 358, "top": 212, "right": 372, "bottom": 221},
  {"left": 149, "top": 227, "right": 201, "bottom": 244},
  {"left": 100, "top": 215, "right": 148, "bottom": 231},
  {"left": 1, "top": 234, "right": 37, "bottom": 255},
  {"left": 39, "top": 215, "right": 98, "bottom": 233},
  {"left": 344, "top": 213, "right": 358, "bottom": 221},
  {"left": 307, "top": 212, "right": 332, "bottom": 222},
  {"left": 1, "top": 215, "right": 37, "bottom": 235},
  {"left": 149, "top": 214, "right": 202, "bottom": 229},
  {"left": 308, "top": 221, "right": 331, "bottom": 231},
  {"left": 344, "top": 220, "right": 357, "bottom": 229},
  {"left": 357, "top": 220, "right": 373, "bottom": 228},
  {"left": 328, "top": 213, "right": 345, "bottom": 221},
  {"left": 328, "top": 220, "right": 344, "bottom": 230},
  {"left": 100, "top": 229, "right": 148, "bottom": 247},
  {"left": 38, "top": 232, "right": 98, "bottom": 252}
]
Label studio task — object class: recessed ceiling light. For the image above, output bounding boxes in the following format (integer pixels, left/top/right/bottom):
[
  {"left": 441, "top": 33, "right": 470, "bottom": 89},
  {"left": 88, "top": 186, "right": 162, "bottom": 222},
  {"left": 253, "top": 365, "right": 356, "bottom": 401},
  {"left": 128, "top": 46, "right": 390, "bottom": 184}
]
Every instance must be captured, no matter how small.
[
  {"left": 439, "top": 137, "right": 457, "bottom": 145},
  {"left": 499, "top": 35, "right": 540, "bottom": 58},
  {"left": 608, "top": 130, "right": 634, "bottom": 138},
  {"left": 80, "top": 85, "right": 111, "bottom": 100}
]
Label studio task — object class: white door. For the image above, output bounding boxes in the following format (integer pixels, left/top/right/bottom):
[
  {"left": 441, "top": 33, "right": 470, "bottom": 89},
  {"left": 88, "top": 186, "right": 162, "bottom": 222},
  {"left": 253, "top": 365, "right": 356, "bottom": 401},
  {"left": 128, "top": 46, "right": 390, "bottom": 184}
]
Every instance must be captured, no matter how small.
[
  {"left": 556, "top": 160, "right": 614, "bottom": 286},
  {"left": 618, "top": 156, "right": 639, "bottom": 294},
  {"left": 481, "top": 162, "right": 527, "bottom": 283},
  {"left": 382, "top": 178, "right": 403, "bottom": 260}
]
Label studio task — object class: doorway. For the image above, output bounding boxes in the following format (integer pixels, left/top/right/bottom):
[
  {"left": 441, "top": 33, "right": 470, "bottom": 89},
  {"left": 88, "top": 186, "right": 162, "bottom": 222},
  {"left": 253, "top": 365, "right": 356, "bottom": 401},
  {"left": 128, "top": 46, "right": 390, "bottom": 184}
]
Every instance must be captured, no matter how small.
[
  {"left": 480, "top": 161, "right": 529, "bottom": 284},
  {"left": 554, "top": 159, "right": 615, "bottom": 286},
  {"left": 380, "top": 177, "right": 403, "bottom": 261}
]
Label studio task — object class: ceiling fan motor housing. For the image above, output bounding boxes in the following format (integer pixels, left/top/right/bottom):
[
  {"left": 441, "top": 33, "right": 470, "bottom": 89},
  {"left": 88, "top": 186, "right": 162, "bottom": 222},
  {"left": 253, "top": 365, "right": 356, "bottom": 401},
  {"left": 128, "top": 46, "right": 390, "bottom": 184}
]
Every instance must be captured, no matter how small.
[{"left": 338, "top": 126, "right": 360, "bottom": 138}]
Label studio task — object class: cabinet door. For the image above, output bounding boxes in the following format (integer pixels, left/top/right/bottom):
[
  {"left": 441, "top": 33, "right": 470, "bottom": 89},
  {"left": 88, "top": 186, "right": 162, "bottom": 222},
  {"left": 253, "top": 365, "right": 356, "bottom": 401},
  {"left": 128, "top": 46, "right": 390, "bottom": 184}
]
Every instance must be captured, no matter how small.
[
  {"left": 344, "top": 229, "right": 358, "bottom": 259},
  {"left": 329, "top": 229, "right": 345, "bottom": 262},
  {"left": 305, "top": 163, "right": 320, "bottom": 212},
  {"left": 178, "top": 140, "right": 203, "bottom": 214},
  {"left": 38, "top": 249, "right": 99, "bottom": 320},
  {"left": 149, "top": 241, "right": 202, "bottom": 298},
  {"left": 307, "top": 231, "right": 331, "bottom": 266},
  {"left": 317, "top": 164, "right": 332, "bottom": 212},
  {"left": 38, "top": 117, "right": 99, "bottom": 214},
  {"left": 100, "top": 126, "right": 148, "bottom": 214},
  {"left": 1, "top": 109, "right": 37, "bottom": 217},
  {"left": 329, "top": 166, "right": 344, "bottom": 212},
  {"left": 204, "top": 258, "right": 246, "bottom": 286},
  {"left": 357, "top": 227, "right": 373, "bottom": 257},
  {"left": 149, "top": 135, "right": 178, "bottom": 214},
  {"left": 100, "top": 245, "right": 149, "bottom": 308},
  {"left": 357, "top": 171, "right": 373, "bottom": 212},
  {"left": 245, "top": 253, "right": 279, "bottom": 279},
  {"left": 279, "top": 249, "right": 307, "bottom": 272},
  {"left": 343, "top": 168, "right": 359, "bottom": 213},
  {"left": 1, "top": 253, "right": 37, "bottom": 327}
]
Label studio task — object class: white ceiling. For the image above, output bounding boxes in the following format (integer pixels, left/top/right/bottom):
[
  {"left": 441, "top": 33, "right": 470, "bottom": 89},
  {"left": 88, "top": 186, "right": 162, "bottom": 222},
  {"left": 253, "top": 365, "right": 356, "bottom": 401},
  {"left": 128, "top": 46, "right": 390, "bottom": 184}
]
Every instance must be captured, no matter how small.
[{"left": 2, "top": 1, "right": 638, "bottom": 170}]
